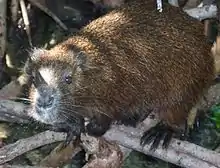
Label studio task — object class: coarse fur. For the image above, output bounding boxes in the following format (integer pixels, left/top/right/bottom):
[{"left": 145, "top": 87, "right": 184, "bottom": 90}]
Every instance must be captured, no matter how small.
[{"left": 24, "top": 0, "right": 215, "bottom": 149}]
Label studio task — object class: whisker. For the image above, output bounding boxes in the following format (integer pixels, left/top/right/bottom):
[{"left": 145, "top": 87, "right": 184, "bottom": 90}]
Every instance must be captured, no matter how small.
[
  {"left": 58, "top": 102, "right": 88, "bottom": 109},
  {"left": 59, "top": 100, "right": 112, "bottom": 118},
  {"left": 59, "top": 110, "right": 82, "bottom": 123},
  {"left": 59, "top": 107, "right": 84, "bottom": 117},
  {"left": 9, "top": 97, "right": 32, "bottom": 103},
  {"left": 58, "top": 92, "right": 104, "bottom": 100},
  {"left": 59, "top": 112, "right": 71, "bottom": 121}
]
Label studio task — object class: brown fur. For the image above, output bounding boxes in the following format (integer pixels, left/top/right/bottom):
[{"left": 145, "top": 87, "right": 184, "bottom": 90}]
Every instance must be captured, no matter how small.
[{"left": 28, "top": 0, "right": 215, "bottom": 134}]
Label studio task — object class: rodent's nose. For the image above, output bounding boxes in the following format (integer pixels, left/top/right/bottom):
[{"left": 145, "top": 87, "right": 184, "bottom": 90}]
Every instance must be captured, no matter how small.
[{"left": 36, "top": 85, "right": 55, "bottom": 109}]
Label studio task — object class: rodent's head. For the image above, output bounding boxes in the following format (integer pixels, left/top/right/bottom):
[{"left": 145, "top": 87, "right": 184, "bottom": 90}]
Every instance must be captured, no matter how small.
[{"left": 24, "top": 47, "right": 90, "bottom": 133}]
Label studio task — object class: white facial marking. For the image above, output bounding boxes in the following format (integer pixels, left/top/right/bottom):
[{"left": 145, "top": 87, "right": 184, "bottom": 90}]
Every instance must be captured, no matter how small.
[
  {"left": 38, "top": 67, "right": 57, "bottom": 86},
  {"left": 30, "top": 67, "right": 62, "bottom": 124}
]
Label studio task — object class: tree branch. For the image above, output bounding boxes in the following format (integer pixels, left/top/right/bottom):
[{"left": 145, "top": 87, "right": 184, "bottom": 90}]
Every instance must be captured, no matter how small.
[
  {"left": 0, "top": 100, "right": 30, "bottom": 124},
  {"left": 184, "top": 4, "right": 217, "bottom": 21},
  {"left": 0, "top": 130, "right": 66, "bottom": 164}
]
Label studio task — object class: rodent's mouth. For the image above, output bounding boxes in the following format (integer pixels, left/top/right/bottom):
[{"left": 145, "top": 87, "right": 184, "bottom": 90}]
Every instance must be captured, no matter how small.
[
  {"left": 29, "top": 89, "right": 83, "bottom": 126},
  {"left": 31, "top": 104, "right": 62, "bottom": 125},
  {"left": 28, "top": 86, "right": 63, "bottom": 125}
]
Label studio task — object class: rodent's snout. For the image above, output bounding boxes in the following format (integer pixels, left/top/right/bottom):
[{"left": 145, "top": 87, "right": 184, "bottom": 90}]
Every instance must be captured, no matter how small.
[{"left": 35, "top": 85, "right": 56, "bottom": 110}]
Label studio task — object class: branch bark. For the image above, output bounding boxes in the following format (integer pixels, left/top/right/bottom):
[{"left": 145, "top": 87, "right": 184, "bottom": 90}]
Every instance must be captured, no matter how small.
[
  {"left": 1, "top": 165, "right": 50, "bottom": 168},
  {"left": 0, "top": 0, "right": 7, "bottom": 57},
  {"left": 183, "top": 4, "right": 217, "bottom": 21},
  {"left": 0, "top": 74, "right": 30, "bottom": 100},
  {"left": 0, "top": 130, "right": 66, "bottom": 164},
  {"left": 40, "top": 139, "right": 82, "bottom": 167},
  {"left": 81, "top": 135, "right": 123, "bottom": 168},
  {"left": 27, "top": 0, "right": 68, "bottom": 31},
  {"left": 0, "top": 0, "right": 7, "bottom": 83},
  {"left": 0, "top": 100, "right": 30, "bottom": 124}
]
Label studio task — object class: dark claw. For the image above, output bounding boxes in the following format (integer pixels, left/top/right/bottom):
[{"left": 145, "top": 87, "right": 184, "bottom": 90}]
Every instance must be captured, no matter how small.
[
  {"left": 186, "top": 113, "right": 202, "bottom": 139},
  {"left": 150, "top": 131, "right": 165, "bottom": 151},
  {"left": 140, "top": 122, "right": 173, "bottom": 151},
  {"left": 180, "top": 120, "right": 189, "bottom": 141},
  {"left": 140, "top": 124, "right": 161, "bottom": 146},
  {"left": 214, "top": 75, "right": 220, "bottom": 83},
  {"left": 162, "top": 130, "right": 173, "bottom": 149},
  {"left": 193, "top": 115, "right": 201, "bottom": 131}
]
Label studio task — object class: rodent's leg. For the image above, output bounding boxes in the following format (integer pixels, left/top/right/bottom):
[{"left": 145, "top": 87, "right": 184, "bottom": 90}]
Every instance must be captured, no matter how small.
[{"left": 86, "top": 116, "right": 111, "bottom": 137}]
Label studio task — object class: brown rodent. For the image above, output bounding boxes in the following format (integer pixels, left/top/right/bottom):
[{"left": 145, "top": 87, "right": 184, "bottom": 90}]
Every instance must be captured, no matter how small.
[{"left": 24, "top": 0, "right": 215, "bottom": 150}]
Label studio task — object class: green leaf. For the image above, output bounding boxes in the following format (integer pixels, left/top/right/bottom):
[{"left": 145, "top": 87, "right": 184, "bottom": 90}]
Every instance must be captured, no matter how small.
[{"left": 210, "top": 104, "right": 220, "bottom": 130}]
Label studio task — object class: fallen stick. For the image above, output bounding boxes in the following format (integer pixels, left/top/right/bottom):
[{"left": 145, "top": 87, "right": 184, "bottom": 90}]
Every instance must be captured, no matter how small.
[
  {"left": 0, "top": 74, "right": 30, "bottom": 101},
  {"left": 184, "top": 4, "right": 217, "bottom": 21},
  {"left": 1, "top": 165, "right": 50, "bottom": 168},
  {"left": 0, "top": 131, "right": 65, "bottom": 164},
  {"left": 105, "top": 124, "right": 220, "bottom": 168},
  {"left": 39, "top": 139, "right": 82, "bottom": 167},
  {"left": 0, "top": 100, "right": 30, "bottom": 124}
]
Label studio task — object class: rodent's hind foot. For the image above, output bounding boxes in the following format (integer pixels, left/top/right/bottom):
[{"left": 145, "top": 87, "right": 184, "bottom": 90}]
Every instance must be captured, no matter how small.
[{"left": 140, "top": 122, "right": 173, "bottom": 151}]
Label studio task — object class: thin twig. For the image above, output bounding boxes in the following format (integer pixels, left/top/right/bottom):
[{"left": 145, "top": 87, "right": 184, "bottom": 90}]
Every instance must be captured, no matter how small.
[
  {"left": 1, "top": 165, "right": 50, "bottom": 168},
  {"left": 26, "top": 0, "right": 68, "bottom": 31},
  {"left": 0, "top": 0, "right": 7, "bottom": 57},
  {"left": 19, "top": 0, "right": 32, "bottom": 47},
  {"left": 0, "top": 0, "right": 7, "bottom": 83}
]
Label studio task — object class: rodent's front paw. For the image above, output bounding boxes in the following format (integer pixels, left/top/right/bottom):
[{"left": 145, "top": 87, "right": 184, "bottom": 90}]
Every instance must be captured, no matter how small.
[
  {"left": 61, "top": 129, "right": 81, "bottom": 149},
  {"left": 46, "top": 122, "right": 83, "bottom": 149}
]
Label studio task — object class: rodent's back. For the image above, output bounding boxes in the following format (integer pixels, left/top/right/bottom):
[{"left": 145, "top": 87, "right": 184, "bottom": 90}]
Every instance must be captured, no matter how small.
[{"left": 52, "top": 0, "right": 214, "bottom": 127}]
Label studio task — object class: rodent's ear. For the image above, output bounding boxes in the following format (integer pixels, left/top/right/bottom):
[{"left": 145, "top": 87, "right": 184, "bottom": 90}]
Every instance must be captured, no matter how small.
[
  {"left": 24, "top": 48, "right": 47, "bottom": 75},
  {"left": 74, "top": 51, "right": 88, "bottom": 72},
  {"left": 29, "top": 48, "right": 48, "bottom": 62}
]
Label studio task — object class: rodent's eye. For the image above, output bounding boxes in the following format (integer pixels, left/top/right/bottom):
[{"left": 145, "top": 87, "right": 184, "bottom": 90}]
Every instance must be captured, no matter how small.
[{"left": 65, "top": 74, "right": 72, "bottom": 84}]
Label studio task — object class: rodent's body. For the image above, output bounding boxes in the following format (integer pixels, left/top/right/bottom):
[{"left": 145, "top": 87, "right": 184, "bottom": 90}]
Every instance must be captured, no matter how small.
[{"left": 25, "top": 0, "right": 215, "bottom": 149}]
